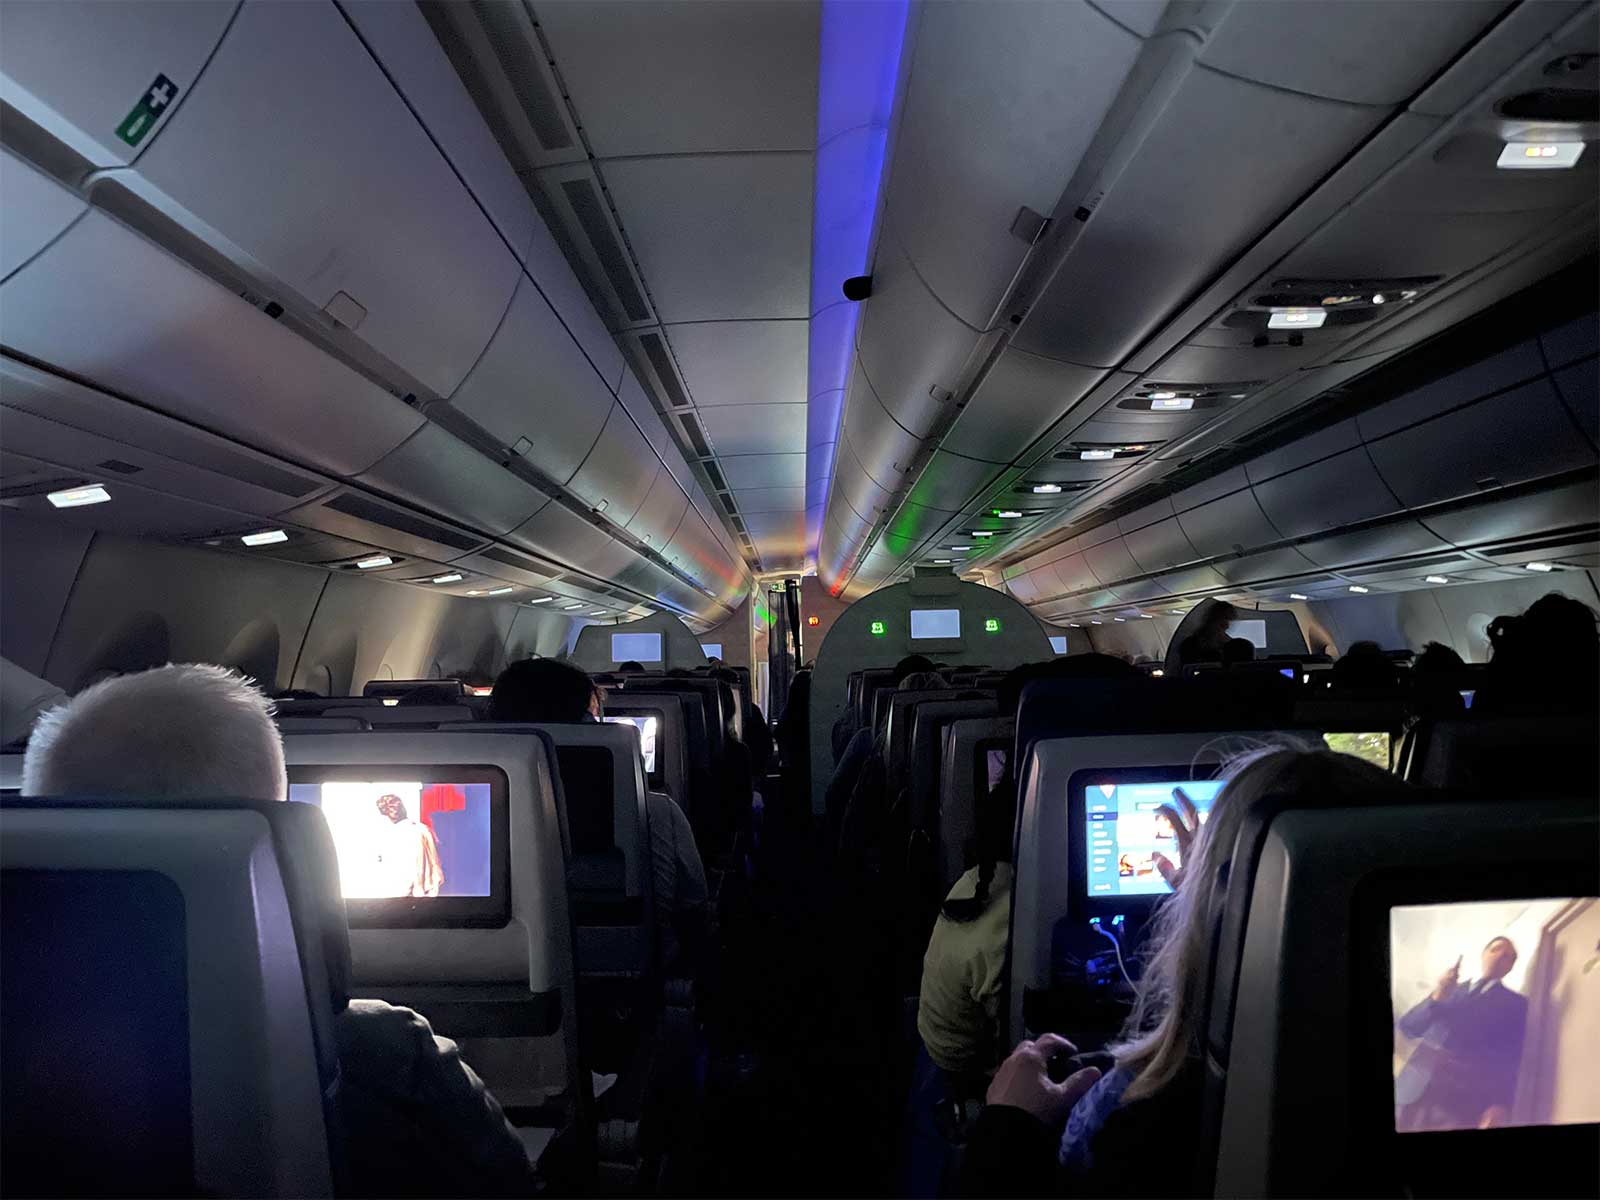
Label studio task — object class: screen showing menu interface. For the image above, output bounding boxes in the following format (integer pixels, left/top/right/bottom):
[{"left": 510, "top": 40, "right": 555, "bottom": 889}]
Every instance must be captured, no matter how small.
[{"left": 1084, "top": 776, "right": 1225, "bottom": 897}]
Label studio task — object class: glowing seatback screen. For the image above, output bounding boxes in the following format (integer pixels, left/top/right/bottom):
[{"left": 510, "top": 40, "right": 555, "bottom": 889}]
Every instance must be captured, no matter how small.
[
  {"left": 910, "top": 609, "right": 961, "bottom": 640},
  {"left": 611, "top": 632, "right": 663, "bottom": 664}
]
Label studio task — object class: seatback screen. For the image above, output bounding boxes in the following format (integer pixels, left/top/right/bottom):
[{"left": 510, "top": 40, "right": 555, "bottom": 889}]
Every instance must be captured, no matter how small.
[
  {"left": 603, "top": 714, "right": 658, "bottom": 776},
  {"left": 700, "top": 642, "right": 722, "bottom": 659},
  {"left": 910, "top": 608, "right": 960, "bottom": 640},
  {"left": 611, "top": 632, "right": 663, "bottom": 664},
  {"left": 1227, "top": 619, "right": 1268, "bottom": 649},
  {"left": 1084, "top": 777, "right": 1225, "bottom": 897},
  {"left": 287, "top": 764, "right": 509, "bottom": 926},
  {"left": 1322, "top": 731, "right": 1392, "bottom": 770},
  {"left": 1390, "top": 897, "right": 1600, "bottom": 1133}
]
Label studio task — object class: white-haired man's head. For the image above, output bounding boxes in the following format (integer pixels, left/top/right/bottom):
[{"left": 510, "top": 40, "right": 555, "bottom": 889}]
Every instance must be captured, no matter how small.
[{"left": 22, "top": 663, "right": 285, "bottom": 802}]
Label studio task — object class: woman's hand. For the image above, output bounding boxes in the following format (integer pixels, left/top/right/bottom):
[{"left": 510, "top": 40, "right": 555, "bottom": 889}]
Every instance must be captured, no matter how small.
[
  {"left": 1152, "top": 786, "right": 1201, "bottom": 889},
  {"left": 985, "top": 1033, "right": 1103, "bottom": 1126}
]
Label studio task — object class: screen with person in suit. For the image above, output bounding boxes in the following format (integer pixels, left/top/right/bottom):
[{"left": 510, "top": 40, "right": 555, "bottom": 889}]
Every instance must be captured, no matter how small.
[{"left": 1390, "top": 897, "right": 1600, "bottom": 1133}]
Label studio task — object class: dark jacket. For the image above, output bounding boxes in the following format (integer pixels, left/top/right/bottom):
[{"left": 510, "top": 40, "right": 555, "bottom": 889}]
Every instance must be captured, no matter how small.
[
  {"left": 957, "top": 1060, "right": 1205, "bottom": 1198},
  {"left": 1395, "top": 979, "right": 1529, "bottom": 1121}
]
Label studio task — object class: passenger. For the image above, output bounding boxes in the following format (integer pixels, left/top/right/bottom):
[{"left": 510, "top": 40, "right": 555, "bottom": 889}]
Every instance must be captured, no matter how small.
[
  {"left": 489, "top": 657, "right": 710, "bottom": 972},
  {"left": 20, "top": 664, "right": 539, "bottom": 1198},
  {"left": 616, "top": 660, "right": 646, "bottom": 675},
  {"left": 1174, "top": 601, "right": 1237, "bottom": 668},
  {"left": 1410, "top": 641, "right": 1467, "bottom": 717},
  {"left": 961, "top": 747, "right": 1400, "bottom": 1198},
  {"left": 1476, "top": 592, "right": 1600, "bottom": 714},
  {"left": 1329, "top": 639, "right": 1399, "bottom": 691},
  {"left": 1219, "top": 637, "right": 1255, "bottom": 667},
  {"left": 836, "top": 670, "right": 947, "bottom": 869}
]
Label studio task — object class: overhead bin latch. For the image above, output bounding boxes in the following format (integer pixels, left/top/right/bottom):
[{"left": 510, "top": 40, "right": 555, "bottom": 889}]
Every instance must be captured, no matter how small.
[{"left": 1009, "top": 206, "right": 1052, "bottom": 245}]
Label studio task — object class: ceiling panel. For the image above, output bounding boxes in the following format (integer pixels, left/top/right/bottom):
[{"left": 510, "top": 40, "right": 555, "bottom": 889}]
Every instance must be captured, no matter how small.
[
  {"left": 602, "top": 153, "right": 813, "bottom": 322},
  {"left": 668, "top": 319, "right": 809, "bottom": 407},
  {"left": 720, "top": 453, "right": 806, "bottom": 490},
  {"left": 532, "top": 0, "right": 819, "bottom": 157},
  {"left": 699, "top": 403, "right": 807, "bottom": 456},
  {"left": 733, "top": 486, "right": 806, "bottom": 514}
]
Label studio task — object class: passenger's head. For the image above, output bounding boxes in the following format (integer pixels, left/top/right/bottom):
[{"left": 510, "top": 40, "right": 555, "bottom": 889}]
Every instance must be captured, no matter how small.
[
  {"left": 1199, "top": 600, "right": 1238, "bottom": 636},
  {"left": 1412, "top": 641, "right": 1465, "bottom": 675},
  {"left": 891, "top": 654, "right": 937, "bottom": 685},
  {"left": 616, "top": 660, "right": 645, "bottom": 675},
  {"left": 1482, "top": 593, "right": 1599, "bottom": 710},
  {"left": 588, "top": 680, "right": 606, "bottom": 720},
  {"left": 897, "top": 670, "right": 947, "bottom": 693},
  {"left": 488, "top": 658, "right": 594, "bottom": 723},
  {"left": 22, "top": 663, "right": 286, "bottom": 802},
  {"left": 1115, "top": 746, "right": 1401, "bottom": 1102},
  {"left": 1481, "top": 935, "right": 1518, "bottom": 982},
  {"left": 1329, "top": 640, "right": 1399, "bottom": 691},
  {"left": 1221, "top": 637, "right": 1255, "bottom": 667}
]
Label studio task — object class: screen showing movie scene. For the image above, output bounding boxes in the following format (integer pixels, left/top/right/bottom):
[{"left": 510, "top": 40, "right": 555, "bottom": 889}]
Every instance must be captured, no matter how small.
[
  {"left": 604, "top": 714, "right": 659, "bottom": 776},
  {"left": 1085, "top": 777, "right": 1224, "bottom": 897},
  {"left": 1390, "top": 897, "right": 1600, "bottom": 1133},
  {"left": 1323, "top": 730, "right": 1392, "bottom": 770},
  {"left": 288, "top": 779, "right": 492, "bottom": 898}
]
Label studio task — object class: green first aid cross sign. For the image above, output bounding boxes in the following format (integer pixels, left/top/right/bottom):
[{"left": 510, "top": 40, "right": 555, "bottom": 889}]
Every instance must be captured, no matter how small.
[{"left": 116, "top": 74, "right": 179, "bottom": 147}]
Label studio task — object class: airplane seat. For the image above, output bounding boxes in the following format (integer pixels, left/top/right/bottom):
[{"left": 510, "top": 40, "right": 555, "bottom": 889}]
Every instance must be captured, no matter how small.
[
  {"left": 937, "top": 716, "right": 1014, "bottom": 895},
  {"left": 1204, "top": 789, "right": 1598, "bottom": 1197},
  {"left": 322, "top": 703, "right": 475, "bottom": 727},
  {"left": 1407, "top": 713, "right": 1599, "bottom": 795},
  {"left": 362, "top": 679, "right": 466, "bottom": 704},
  {"left": 276, "top": 715, "right": 371, "bottom": 733},
  {"left": 1, "top": 795, "right": 346, "bottom": 1197}
]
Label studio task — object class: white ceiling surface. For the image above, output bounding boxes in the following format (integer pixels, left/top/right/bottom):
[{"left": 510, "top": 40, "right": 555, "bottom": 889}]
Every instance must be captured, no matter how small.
[{"left": 534, "top": 0, "right": 819, "bottom": 572}]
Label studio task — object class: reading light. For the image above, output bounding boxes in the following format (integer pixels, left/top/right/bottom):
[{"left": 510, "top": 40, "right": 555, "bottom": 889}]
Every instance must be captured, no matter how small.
[
  {"left": 1230, "top": 392, "right": 1248, "bottom": 399},
  {"left": 948, "top": 544, "right": 972, "bottom": 551},
  {"left": 972, "top": 531, "right": 996, "bottom": 538},
  {"left": 933, "top": 558, "right": 953, "bottom": 564},
  {"left": 1371, "top": 293, "right": 1386, "bottom": 305},
  {"left": 1079, "top": 449, "right": 1115, "bottom": 461},
  {"left": 1138, "top": 613, "right": 1154, "bottom": 619},
  {"left": 381, "top": 698, "right": 400, "bottom": 707},
  {"left": 563, "top": 603, "right": 585, "bottom": 610},
  {"left": 1424, "top": 575, "right": 1449, "bottom": 585},
  {"left": 1151, "top": 669, "right": 1165, "bottom": 678},
  {"left": 1348, "top": 585, "right": 1370, "bottom": 594},
  {"left": 47, "top": 484, "right": 114, "bottom": 510},
  {"left": 1290, "top": 593, "right": 1309, "bottom": 601},
  {"left": 1113, "top": 617, "right": 1126, "bottom": 622},
  {"left": 1068, "top": 623, "right": 1081, "bottom": 628},
  {"left": 1148, "top": 391, "right": 1178, "bottom": 400},
  {"left": 241, "top": 528, "right": 288, "bottom": 546},
  {"left": 994, "top": 510, "right": 1024, "bottom": 519},
  {"left": 1497, "top": 141, "right": 1584, "bottom": 169},
  {"left": 1031, "top": 483, "right": 1063, "bottom": 494},
  {"left": 356, "top": 555, "right": 393, "bottom": 569},
  {"left": 1267, "top": 308, "right": 1327, "bottom": 330},
  {"left": 1150, "top": 397, "right": 1194, "bottom": 411},
  {"left": 1525, "top": 561, "right": 1554, "bottom": 572},
  {"left": 1090, "top": 619, "right": 1103, "bottom": 625},
  {"left": 485, "top": 587, "right": 513, "bottom": 596},
  {"left": 527, "top": 596, "right": 553, "bottom": 604},
  {"left": 431, "top": 573, "right": 464, "bottom": 584}
]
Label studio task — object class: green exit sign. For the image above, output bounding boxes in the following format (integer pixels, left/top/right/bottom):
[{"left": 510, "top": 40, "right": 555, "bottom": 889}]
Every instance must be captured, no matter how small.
[{"left": 870, "top": 620, "right": 886, "bottom": 636}]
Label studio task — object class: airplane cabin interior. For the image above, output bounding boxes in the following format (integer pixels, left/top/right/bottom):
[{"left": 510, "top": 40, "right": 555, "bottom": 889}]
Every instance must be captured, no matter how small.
[{"left": 0, "top": 0, "right": 1597, "bottom": 1196}]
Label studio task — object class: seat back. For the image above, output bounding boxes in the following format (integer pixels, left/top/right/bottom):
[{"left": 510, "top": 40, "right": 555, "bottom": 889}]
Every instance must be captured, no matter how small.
[
  {"left": 906, "top": 696, "right": 999, "bottom": 841},
  {"left": 323, "top": 703, "right": 474, "bottom": 727},
  {"left": 0, "top": 751, "right": 22, "bottom": 793},
  {"left": 280, "top": 730, "right": 579, "bottom": 1114},
  {"left": 275, "top": 715, "right": 370, "bottom": 733},
  {"left": 362, "top": 678, "right": 465, "bottom": 703},
  {"left": 936, "top": 717, "right": 1013, "bottom": 892},
  {"left": 1210, "top": 794, "right": 1598, "bottom": 1197},
  {"left": 1408, "top": 713, "right": 1599, "bottom": 793},
  {"left": 603, "top": 692, "right": 690, "bottom": 813},
  {"left": 1, "top": 796, "right": 343, "bottom": 1197}
]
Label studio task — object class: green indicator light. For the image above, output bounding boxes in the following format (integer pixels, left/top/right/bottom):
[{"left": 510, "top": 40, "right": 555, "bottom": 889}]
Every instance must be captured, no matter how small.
[
  {"left": 984, "top": 618, "right": 1000, "bottom": 633},
  {"left": 870, "top": 620, "right": 886, "bottom": 636}
]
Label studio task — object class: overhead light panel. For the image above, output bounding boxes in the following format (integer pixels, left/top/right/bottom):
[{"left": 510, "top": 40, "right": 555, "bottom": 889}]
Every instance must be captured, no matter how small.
[
  {"left": 1148, "top": 391, "right": 1178, "bottom": 400},
  {"left": 993, "top": 509, "right": 1024, "bottom": 519},
  {"left": 1348, "top": 585, "right": 1370, "bottom": 594},
  {"left": 948, "top": 545, "right": 972, "bottom": 551},
  {"left": 1290, "top": 593, "right": 1309, "bottom": 601},
  {"left": 1068, "top": 623, "right": 1081, "bottom": 628},
  {"left": 1031, "top": 483, "right": 1062, "bottom": 494},
  {"left": 1424, "top": 575, "right": 1449, "bottom": 585},
  {"left": 563, "top": 603, "right": 586, "bottom": 610},
  {"left": 1113, "top": 616, "right": 1126, "bottom": 622},
  {"left": 1090, "top": 619, "right": 1103, "bottom": 625},
  {"left": 1267, "top": 308, "right": 1327, "bottom": 330},
  {"left": 527, "top": 596, "right": 553, "bottom": 604},
  {"left": 47, "top": 485, "right": 111, "bottom": 509},
  {"left": 1079, "top": 449, "right": 1115, "bottom": 461},
  {"left": 485, "top": 586, "right": 513, "bottom": 596},
  {"left": 971, "top": 530, "right": 996, "bottom": 538},
  {"left": 431, "top": 573, "right": 463, "bottom": 584},
  {"left": 1497, "top": 141, "right": 1584, "bottom": 170},
  {"left": 241, "top": 528, "right": 288, "bottom": 546},
  {"left": 1525, "top": 561, "right": 1555, "bottom": 572},
  {"left": 1138, "top": 613, "right": 1154, "bottom": 619},
  {"left": 356, "top": 555, "right": 393, "bottom": 570},
  {"left": 1150, "top": 397, "right": 1194, "bottom": 411},
  {"left": 932, "top": 558, "right": 953, "bottom": 564}
]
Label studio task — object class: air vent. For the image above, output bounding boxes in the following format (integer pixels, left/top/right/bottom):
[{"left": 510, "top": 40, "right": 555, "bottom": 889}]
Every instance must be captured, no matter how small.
[
  {"left": 0, "top": 475, "right": 86, "bottom": 499},
  {"left": 1055, "top": 441, "right": 1160, "bottom": 461},
  {"left": 322, "top": 493, "right": 480, "bottom": 552},
  {"left": 703, "top": 461, "right": 728, "bottom": 492},
  {"left": 561, "top": 179, "right": 650, "bottom": 323},
  {"left": 1253, "top": 277, "right": 1441, "bottom": 309},
  {"left": 1479, "top": 524, "right": 1600, "bottom": 557},
  {"left": 718, "top": 492, "right": 739, "bottom": 516},
  {"left": 1343, "top": 554, "right": 1475, "bottom": 579},
  {"left": 1497, "top": 88, "right": 1599, "bottom": 122},
  {"left": 97, "top": 459, "right": 143, "bottom": 475},
  {"left": 481, "top": 545, "right": 549, "bottom": 573},
  {"left": 420, "top": 1, "right": 573, "bottom": 152},
  {"left": 639, "top": 333, "right": 692, "bottom": 408},
  {"left": 731, "top": 516, "right": 747, "bottom": 533},
  {"left": 680, "top": 413, "right": 712, "bottom": 459}
]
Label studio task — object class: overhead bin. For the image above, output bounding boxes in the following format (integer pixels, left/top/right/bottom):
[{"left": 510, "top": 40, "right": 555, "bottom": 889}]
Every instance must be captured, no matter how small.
[
  {"left": 944, "top": 351, "right": 1105, "bottom": 465},
  {"left": 110, "top": 0, "right": 519, "bottom": 400},
  {"left": 354, "top": 424, "right": 548, "bottom": 538},
  {"left": 0, "top": 147, "right": 86, "bottom": 280},
  {"left": 508, "top": 501, "right": 635, "bottom": 584},
  {"left": 0, "top": 0, "right": 236, "bottom": 168},
  {"left": 623, "top": 467, "right": 687, "bottom": 550},
  {"left": 0, "top": 210, "right": 423, "bottom": 478},
  {"left": 284, "top": 486, "right": 490, "bottom": 568},
  {"left": 566, "top": 404, "right": 658, "bottom": 526}
]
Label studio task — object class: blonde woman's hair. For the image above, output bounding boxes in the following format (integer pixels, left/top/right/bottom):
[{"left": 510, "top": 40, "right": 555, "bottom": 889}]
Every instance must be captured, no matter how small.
[{"left": 1111, "top": 745, "right": 1401, "bottom": 1102}]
